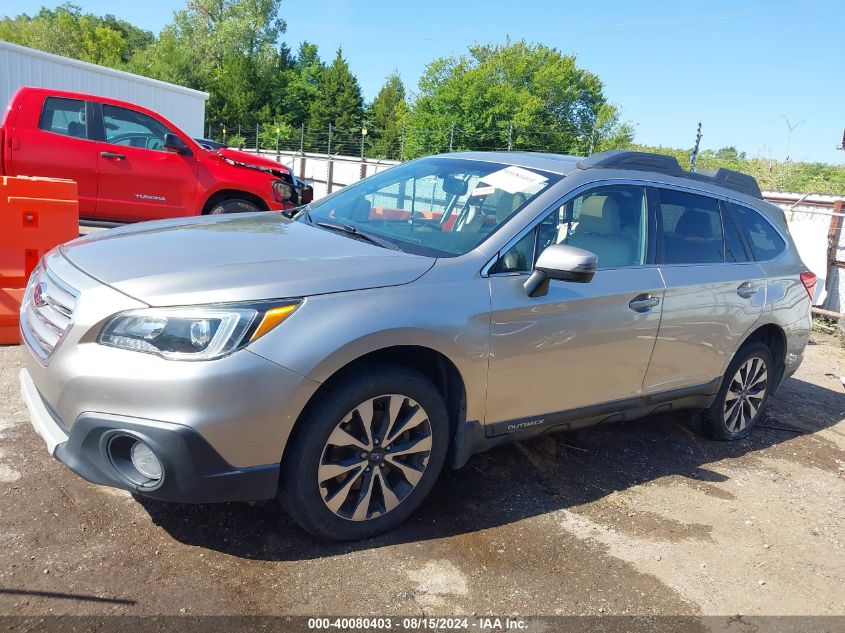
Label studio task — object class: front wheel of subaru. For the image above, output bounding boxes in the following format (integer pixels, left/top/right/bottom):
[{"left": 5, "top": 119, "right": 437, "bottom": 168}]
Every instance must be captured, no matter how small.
[{"left": 281, "top": 365, "right": 449, "bottom": 541}]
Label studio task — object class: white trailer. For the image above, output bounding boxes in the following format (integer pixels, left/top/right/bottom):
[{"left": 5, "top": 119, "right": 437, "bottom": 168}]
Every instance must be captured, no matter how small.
[{"left": 0, "top": 41, "right": 208, "bottom": 136}]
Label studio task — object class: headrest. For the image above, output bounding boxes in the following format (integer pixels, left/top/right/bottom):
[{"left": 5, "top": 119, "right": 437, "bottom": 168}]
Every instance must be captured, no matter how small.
[
  {"left": 67, "top": 121, "right": 84, "bottom": 138},
  {"left": 675, "top": 209, "right": 712, "bottom": 238},
  {"left": 495, "top": 192, "right": 527, "bottom": 220},
  {"left": 577, "top": 195, "right": 621, "bottom": 236}
]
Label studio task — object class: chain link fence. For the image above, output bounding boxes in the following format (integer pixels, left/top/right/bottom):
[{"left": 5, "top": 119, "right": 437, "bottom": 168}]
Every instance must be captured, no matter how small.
[{"left": 202, "top": 121, "right": 591, "bottom": 162}]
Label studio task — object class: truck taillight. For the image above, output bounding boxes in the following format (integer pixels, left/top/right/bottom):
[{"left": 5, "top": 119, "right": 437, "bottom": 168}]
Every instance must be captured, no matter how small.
[{"left": 800, "top": 271, "right": 816, "bottom": 302}]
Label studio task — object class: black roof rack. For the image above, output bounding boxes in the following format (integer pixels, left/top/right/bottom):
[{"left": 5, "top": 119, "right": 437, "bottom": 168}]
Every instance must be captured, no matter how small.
[{"left": 577, "top": 150, "right": 762, "bottom": 199}]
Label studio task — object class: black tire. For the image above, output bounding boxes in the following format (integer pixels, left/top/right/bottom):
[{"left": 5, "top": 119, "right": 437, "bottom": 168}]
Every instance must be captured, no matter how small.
[
  {"left": 281, "top": 364, "right": 449, "bottom": 541},
  {"left": 207, "top": 198, "right": 260, "bottom": 215},
  {"left": 697, "top": 341, "right": 774, "bottom": 441}
]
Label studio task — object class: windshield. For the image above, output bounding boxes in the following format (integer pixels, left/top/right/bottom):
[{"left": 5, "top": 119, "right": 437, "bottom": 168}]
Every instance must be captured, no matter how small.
[{"left": 299, "top": 157, "right": 559, "bottom": 257}]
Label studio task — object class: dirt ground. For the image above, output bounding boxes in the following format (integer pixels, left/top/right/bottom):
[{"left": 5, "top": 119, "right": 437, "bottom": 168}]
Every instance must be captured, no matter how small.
[{"left": 0, "top": 330, "right": 843, "bottom": 626}]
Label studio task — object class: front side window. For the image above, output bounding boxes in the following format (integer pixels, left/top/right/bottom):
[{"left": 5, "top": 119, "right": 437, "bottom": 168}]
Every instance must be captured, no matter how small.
[
  {"left": 658, "top": 189, "right": 724, "bottom": 264},
  {"left": 39, "top": 97, "right": 87, "bottom": 139},
  {"left": 495, "top": 185, "right": 648, "bottom": 273},
  {"left": 728, "top": 203, "right": 787, "bottom": 261},
  {"left": 301, "top": 157, "right": 559, "bottom": 257},
  {"left": 102, "top": 104, "right": 172, "bottom": 151}
]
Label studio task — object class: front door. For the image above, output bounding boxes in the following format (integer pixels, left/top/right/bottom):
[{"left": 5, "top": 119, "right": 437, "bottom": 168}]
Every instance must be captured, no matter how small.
[
  {"left": 486, "top": 184, "right": 664, "bottom": 432},
  {"left": 94, "top": 102, "right": 197, "bottom": 221}
]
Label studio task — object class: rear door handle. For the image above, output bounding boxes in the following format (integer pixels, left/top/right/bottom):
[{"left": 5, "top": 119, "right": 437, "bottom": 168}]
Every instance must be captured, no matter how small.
[
  {"left": 100, "top": 151, "right": 125, "bottom": 160},
  {"left": 629, "top": 294, "right": 660, "bottom": 312},
  {"left": 736, "top": 282, "right": 758, "bottom": 298}
]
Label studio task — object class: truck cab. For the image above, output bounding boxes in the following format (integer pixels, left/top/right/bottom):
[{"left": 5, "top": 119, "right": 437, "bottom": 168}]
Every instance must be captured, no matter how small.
[{"left": 0, "top": 87, "right": 310, "bottom": 222}]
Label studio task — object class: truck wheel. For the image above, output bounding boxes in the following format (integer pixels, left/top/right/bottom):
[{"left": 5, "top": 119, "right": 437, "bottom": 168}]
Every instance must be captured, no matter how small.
[
  {"left": 281, "top": 364, "right": 449, "bottom": 541},
  {"left": 696, "top": 341, "right": 774, "bottom": 441},
  {"left": 208, "top": 199, "right": 260, "bottom": 214}
]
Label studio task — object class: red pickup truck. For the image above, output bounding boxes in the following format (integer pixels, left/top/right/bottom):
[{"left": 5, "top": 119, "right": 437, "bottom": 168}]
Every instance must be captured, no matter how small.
[{"left": 0, "top": 87, "right": 311, "bottom": 222}]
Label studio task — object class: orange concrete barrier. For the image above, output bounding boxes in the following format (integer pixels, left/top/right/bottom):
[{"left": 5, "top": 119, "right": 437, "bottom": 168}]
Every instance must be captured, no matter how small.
[{"left": 0, "top": 176, "right": 79, "bottom": 345}]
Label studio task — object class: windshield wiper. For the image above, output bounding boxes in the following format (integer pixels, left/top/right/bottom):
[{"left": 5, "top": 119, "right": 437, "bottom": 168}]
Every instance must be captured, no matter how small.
[{"left": 314, "top": 221, "right": 400, "bottom": 251}]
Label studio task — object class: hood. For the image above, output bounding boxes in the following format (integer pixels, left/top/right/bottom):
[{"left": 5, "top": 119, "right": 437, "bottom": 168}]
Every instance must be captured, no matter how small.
[
  {"left": 216, "top": 148, "right": 291, "bottom": 175},
  {"left": 61, "top": 214, "right": 435, "bottom": 306}
]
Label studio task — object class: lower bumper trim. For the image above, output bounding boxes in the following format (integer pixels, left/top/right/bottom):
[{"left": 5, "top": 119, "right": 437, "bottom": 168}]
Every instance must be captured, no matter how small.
[{"left": 20, "top": 369, "right": 68, "bottom": 455}]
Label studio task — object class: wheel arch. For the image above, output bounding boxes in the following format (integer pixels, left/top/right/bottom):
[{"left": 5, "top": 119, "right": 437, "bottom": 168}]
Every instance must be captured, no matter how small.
[
  {"left": 200, "top": 189, "right": 270, "bottom": 214},
  {"left": 741, "top": 322, "right": 787, "bottom": 390},
  {"left": 280, "top": 345, "right": 467, "bottom": 467}
]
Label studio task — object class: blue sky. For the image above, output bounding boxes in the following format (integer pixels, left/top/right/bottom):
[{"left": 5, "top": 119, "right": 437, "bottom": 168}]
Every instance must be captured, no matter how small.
[{"left": 8, "top": 0, "right": 845, "bottom": 164}]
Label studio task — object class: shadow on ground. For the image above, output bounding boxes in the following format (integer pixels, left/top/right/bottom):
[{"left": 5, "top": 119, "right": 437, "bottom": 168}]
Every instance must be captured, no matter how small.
[{"left": 137, "top": 377, "right": 843, "bottom": 561}]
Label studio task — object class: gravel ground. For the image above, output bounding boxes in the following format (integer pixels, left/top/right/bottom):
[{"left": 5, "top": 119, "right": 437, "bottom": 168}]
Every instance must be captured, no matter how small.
[{"left": 0, "top": 331, "right": 843, "bottom": 626}]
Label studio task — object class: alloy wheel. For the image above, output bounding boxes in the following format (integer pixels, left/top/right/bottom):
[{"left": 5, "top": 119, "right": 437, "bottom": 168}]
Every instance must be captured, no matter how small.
[
  {"left": 723, "top": 356, "right": 768, "bottom": 433},
  {"left": 317, "top": 394, "right": 433, "bottom": 521}
]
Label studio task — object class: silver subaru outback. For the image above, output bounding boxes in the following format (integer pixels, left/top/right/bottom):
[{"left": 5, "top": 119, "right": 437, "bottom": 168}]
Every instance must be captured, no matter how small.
[{"left": 20, "top": 150, "right": 814, "bottom": 541}]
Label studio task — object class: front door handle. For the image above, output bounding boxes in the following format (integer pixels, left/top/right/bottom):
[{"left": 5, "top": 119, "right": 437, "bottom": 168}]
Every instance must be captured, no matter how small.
[
  {"left": 736, "top": 282, "right": 758, "bottom": 299},
  {"left": 100, "top": 151, "right": 126, "bottom": 160},
  {"left": 629, "top": 294, "right": 660, "bottom": 312}
]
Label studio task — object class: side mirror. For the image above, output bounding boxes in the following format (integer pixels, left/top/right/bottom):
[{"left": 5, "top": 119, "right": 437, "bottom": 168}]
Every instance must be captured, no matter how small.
[
  {"left": 164, "top": 133, "right": 191, "bottom": 155},
  {"left": 523, "top": 244, "right": 597, "bottom": 297},
  {"left": 300, "top": 184, "right": 314, "bottom": 205}
]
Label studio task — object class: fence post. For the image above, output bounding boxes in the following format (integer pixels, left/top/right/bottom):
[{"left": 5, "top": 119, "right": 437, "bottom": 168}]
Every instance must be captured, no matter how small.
[
  {"left": 300, "top": 123, "right": 305, "bottom": 155},
  {"left": 237, "top": 124, "right": 241, "bottom": 148},
  {"left": 256, "top": 124, "right": 260, "bottom": 151},
  {"left": 399, "top": 125, "right": 405, "bottom": 162},
  {"left": 449, "top": 124, "right": 455, "bottom": 152},
  {"left": 327, "top": 123, "right": 334, "bottom": 194},
  {"left": 275, "top": 127, "right": 280, "bottom": 160},
  {"left": 507, "top": 121, "right": 513, "bottom": 151}
]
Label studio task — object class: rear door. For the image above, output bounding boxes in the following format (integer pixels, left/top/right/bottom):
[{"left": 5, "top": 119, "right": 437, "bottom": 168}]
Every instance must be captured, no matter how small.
[
  {"left": 485, "top": 183, "right": 664, "bottom": 430},
  {"left": 9, "top": 93, "right": 99, "bottom": 216},
  {"left": 94, "top": 102, "right": 198, "bottom": 221},
  {"left": 644, "top": 187, "right": 766, "bottom": 394}
]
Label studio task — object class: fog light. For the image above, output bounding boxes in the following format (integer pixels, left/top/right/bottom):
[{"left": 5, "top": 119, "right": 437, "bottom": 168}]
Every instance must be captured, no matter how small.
[{"left": 130, "top": 441, "right": 162, "bottom": 480}]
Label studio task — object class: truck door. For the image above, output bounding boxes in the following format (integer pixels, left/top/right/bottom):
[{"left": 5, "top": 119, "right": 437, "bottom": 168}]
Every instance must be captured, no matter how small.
[
  {"left": 94, "top": 102, "right": 198, "bottom": 221},
  {"left": 9, "top": 94, "right": 99, "bottom": 216}
]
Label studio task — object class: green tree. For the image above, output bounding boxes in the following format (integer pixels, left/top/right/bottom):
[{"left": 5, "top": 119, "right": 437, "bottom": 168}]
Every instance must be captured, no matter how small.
[
  {"left": 367, "top": 72, "right": 408, "bottom": 159},
  {"left": 278, "top": 42, "right": 324, "bottom": 129},
  {"left": 130, "top": 0, "right": 287, "bottom": 126},
  {"left": 308, "top": 47, "right": 364, "bottom": 154},
  {"left": 589, "top": 103, "right": 635, "bottom": 153},
  {"left": 0, "top": 3, "right": 152, "bottom": 67},
  {"left": 404, "top": 40, "right": 617, "bottom": 157}
]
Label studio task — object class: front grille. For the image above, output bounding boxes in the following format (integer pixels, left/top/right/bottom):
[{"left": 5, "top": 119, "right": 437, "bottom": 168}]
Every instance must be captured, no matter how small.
[{"left": 21, "top": 265, "right": 79, "bottom": 360}]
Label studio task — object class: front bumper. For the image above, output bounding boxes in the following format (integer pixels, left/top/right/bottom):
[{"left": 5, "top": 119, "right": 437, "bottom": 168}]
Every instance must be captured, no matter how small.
[{"left": 20, "top": 368, "right": 280, "bottom": 503}]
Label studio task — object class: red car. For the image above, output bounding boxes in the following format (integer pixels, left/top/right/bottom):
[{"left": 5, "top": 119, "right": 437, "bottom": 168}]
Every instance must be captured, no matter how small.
[{"left": 0, "top": 87, "right": 311, "bottom": 222}]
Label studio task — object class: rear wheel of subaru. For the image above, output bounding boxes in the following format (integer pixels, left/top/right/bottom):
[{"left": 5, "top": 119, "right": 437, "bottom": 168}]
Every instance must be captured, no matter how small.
[
  {"left": 281, "top": 365, "right": 449, "bottom": 541},
  {"left": 698, "top": 341, "right": 773, "bottom": 441},
  {"left": 208, "top": 198, "right": 260, "bottom": 214}
]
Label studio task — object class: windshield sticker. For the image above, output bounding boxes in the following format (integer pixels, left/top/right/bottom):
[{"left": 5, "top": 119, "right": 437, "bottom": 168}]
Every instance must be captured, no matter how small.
[
  {"left": 480, "top": 166, "right": 548, "bottom": 194},
  {"left": 469, "top": 185, "right": 497, "bottom": 197}
]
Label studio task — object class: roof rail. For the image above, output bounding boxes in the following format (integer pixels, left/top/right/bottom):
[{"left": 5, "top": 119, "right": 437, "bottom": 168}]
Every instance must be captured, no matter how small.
[{"left": 577, "top": 150, "right": 762, "bottom": 199}]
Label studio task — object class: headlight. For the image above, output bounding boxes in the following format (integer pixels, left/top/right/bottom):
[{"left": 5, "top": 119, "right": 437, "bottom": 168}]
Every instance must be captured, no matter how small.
[
  {"left": 272, "top": 180, "right": 292, "bottom": 202},
  {"left": 98, "top": 302, "right": 299, "bottom": 361}
]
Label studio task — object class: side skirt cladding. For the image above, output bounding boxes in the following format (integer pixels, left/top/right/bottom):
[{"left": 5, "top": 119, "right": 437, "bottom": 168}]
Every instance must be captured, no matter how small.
[{"left": 449, "top": 378, "right": 720, "bottom": 468}]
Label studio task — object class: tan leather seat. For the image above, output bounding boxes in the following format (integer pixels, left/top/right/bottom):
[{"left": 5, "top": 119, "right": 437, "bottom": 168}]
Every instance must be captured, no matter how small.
[{"left": 566, "top": 195, "right": 635, "bottom": 268}]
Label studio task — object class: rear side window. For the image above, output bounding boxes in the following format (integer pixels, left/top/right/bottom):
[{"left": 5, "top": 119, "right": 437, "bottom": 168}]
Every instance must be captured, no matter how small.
[
  {"left": 657, "top": 189, "right": 723, "bottom": 264},
  {"left": 39, "top": 97, "right": 87, "bottom": 139},
  {"left": 728, "top": 203, "right": 787, "bottom": 261},
  {"left": 722, "top": 205, "right": 751, "bottom": 263},
  {"left": 102, "top": 104, "right": 172, "bottom": 151}
]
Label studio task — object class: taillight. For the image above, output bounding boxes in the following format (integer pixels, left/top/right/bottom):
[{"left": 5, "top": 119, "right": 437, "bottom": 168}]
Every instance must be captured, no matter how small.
[{"left": 800, "top": 271, "right": 816, "bottom": 302}]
